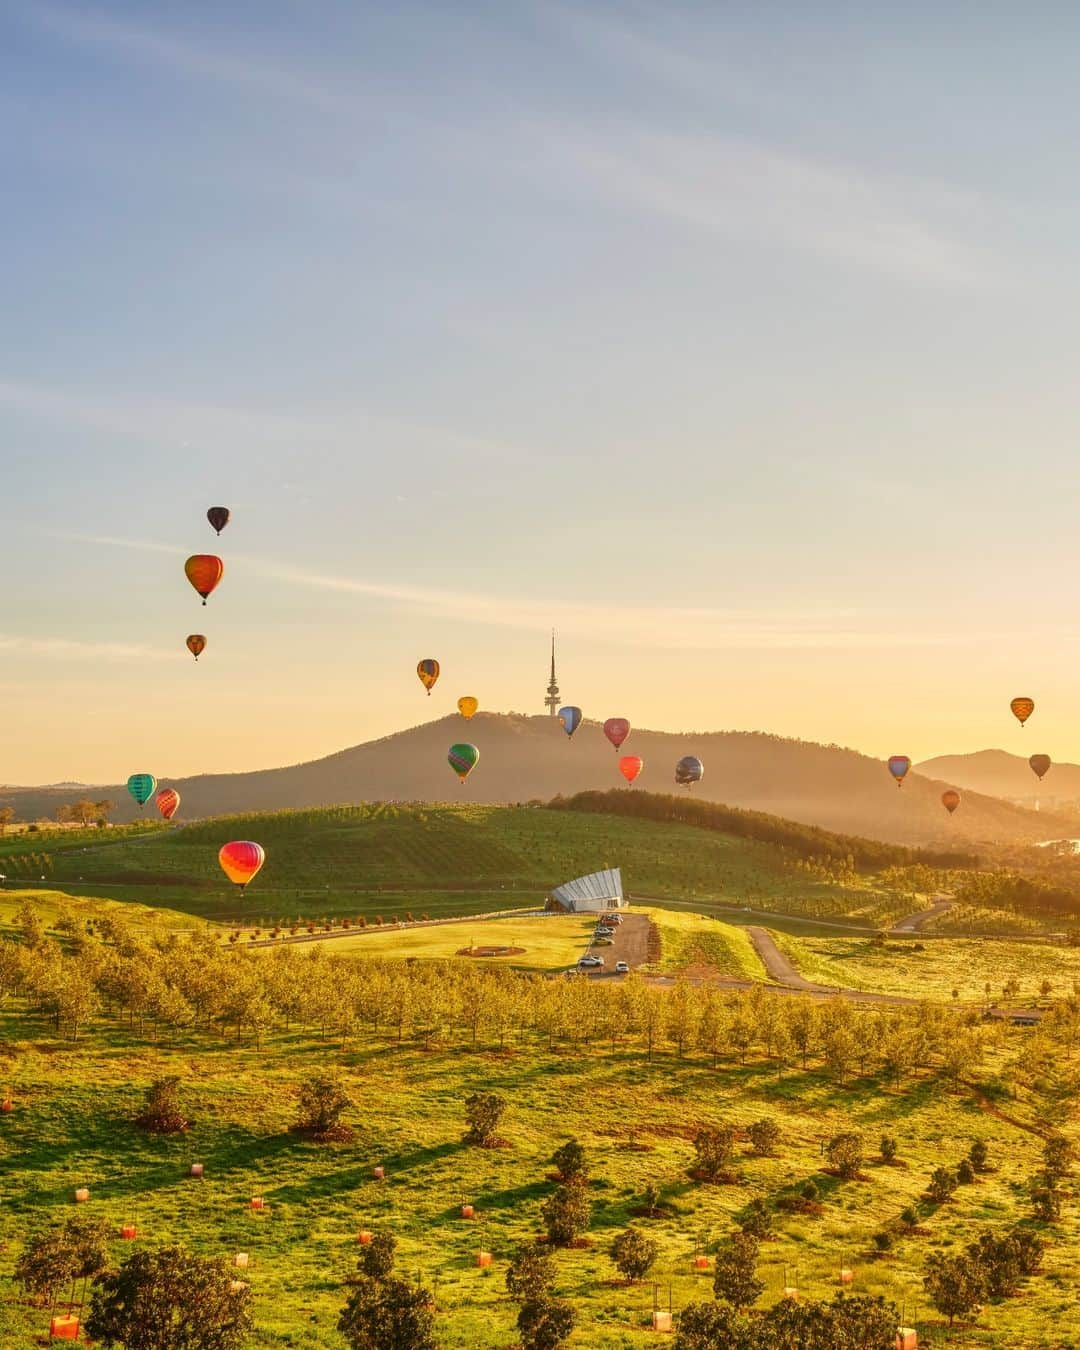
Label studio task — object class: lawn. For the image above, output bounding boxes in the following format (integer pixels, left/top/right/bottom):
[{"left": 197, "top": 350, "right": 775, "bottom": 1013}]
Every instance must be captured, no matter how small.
[
  {"left": 770, "top": 931, "right": 1080, "bottom": 1003},
  {"left": 642, "top": 909, "right": 765, "bottom": 980}
]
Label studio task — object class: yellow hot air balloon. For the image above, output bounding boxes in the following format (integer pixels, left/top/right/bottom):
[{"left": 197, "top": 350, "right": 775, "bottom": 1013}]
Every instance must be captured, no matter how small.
[{"left": 457, "top": 696, "right": 478, "bottom": 720}]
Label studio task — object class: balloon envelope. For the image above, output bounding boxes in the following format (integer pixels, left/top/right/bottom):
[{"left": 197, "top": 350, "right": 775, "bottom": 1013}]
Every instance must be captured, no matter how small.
[
  {"left": 207, "top": 507, "right": 230, "bottom": 535},
  {"left": 417, "top": 659, "right": 440, "bottom": 695},
  {"left": 887, "top": 755, "right": 911, "bottom": 787},
  {"left": 457, "top": 696, "right": 479, "bottom": 720},
  {"left": 186, "top": 634, "right": 206, "bottom": 661},
  {"left": 1010, "top": 696, "right": 1035, "bottom": 727},
  {"left": 675, "top": 755, "right": 704, "bottom": 787},
  {"left": 126, "top": 773, "right": 157, "bottom": 807},
  {"left": 603, "top": 718, "right": 630, "bottom": 751},
  {"left": 941, "top": 789, "right": 961, "bottom": 815},
  {"left": 558, "top": 706, "right": 582, "bottom": 738},
  {"left": 185, "top": 555, "right": 224, "bottom": 605},
  {"left": 156, "top": 788, "right": 180, "bottom": 821},
  {"left": 219, "top": 841, "right": 265, "bottom": 890},
  {"left": 619, "top": 754, "right": 643, "bottom": 785},
  {"left": 448, "top": 743, "right": 479, "bottom": 782},
  {"left": 1029, "top": 754, "right": 1052, "bottom": 781}
]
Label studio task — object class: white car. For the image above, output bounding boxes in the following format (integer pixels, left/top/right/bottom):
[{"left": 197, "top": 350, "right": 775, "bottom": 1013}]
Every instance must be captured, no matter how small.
[
  {"left": 577, "top": 954, "right": 603, "bottom": 968},
  {"left": 615, "top": 961, "right": 629, "bottom": 974}
]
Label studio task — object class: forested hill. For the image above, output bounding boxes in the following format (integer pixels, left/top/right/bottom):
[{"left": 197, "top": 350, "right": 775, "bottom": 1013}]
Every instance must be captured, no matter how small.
[{"left": 3, "top": 714, "right": 1072, "bottom": 846}]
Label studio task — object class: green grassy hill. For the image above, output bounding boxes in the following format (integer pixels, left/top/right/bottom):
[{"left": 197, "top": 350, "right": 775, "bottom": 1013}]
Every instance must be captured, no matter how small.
[{"left": 20, "top": 801, "right": 896, "bottom": 925}]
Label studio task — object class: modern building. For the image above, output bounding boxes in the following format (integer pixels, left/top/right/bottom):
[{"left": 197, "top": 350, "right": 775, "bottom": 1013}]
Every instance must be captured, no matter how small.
[{"left": 545, "top": 867, "right": 625, "bottom": 913}]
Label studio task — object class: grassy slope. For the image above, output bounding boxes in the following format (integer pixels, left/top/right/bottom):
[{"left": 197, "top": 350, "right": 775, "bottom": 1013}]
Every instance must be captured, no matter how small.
[
  {"left": 643, "top": 909, "right": 764, "bottom": 979},
  {"left": 0, "top": 889, "right": 206, "bottom": 936},
  {"left": 29, "top": 803, "right": 885, "bottom": 926},
  {"left": 771, "top": 932, "right": 1080, "bottom": 1002},
  {"left": 1, "top": 1011, "right": 1075, "bottom": 1348}
]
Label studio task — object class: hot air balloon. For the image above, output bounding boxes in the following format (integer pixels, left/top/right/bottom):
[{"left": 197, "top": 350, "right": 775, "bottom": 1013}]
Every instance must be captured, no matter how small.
[
  {"left": 941, "top": 789, "right": 961, "bottom": 815},
  {"left": 457, "top": 696, "right": 478, "bottom": 720},
  {"left": 126, "top": 774, "right": 157, "bottom": 809},
  {"left": 218, "top": 841, "right": 265, "bottom": 892},
  {"left": 156, "top": 788, "right": 180, "bottom": 821},
  {"left": 207, "top": 507, "right": 231, "bottom": 536},
  {"left": 448, "top": 743, "right": 479, "bottom": 783},
  {"left": 675, "top": 755, "right": 704, "bottom": 788},
  {"left": 1010, "top": 696, "right": 1035, "bottom": 728},
  {"left": 185, "top": 555, "right": 224, "bottom": 606},
  {"left": 603, "top": 718, "right": 630, "bottom": 752},
  {"left": 887, "top": 756, "right": 911, "bottom": 788},
  {"left": 417, "top": 659, "right": 440, "bottom": 695},
  {"left": 619, "top": 755, "right": 643, "bottom": 786},
  {"left": 186, "top": 634, "right": 206, "bottom": 662},
  {"left": 1029, "top": 754, "right": 1052, "bottom": 781},
  {"left": 558, "top": 706, "right": 582, "bottom": 738}
]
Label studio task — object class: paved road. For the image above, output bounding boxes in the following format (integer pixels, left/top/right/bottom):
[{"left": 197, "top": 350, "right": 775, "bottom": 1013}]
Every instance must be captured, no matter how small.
[{"left": 892, "top": 897, "right": 954, "bottom": 933}]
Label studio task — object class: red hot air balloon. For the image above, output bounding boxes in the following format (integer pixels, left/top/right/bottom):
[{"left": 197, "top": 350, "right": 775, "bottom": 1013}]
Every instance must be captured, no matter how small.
[
  {"left": 186, "top": 634, "right": 206, "bottom": 661},
  {"left": 207, "top": 507, "right": 231, "bottom": 535},
  {"left": 218, "top": 841, "right": 265, "bottom": 892},
  {"left": 185, "top": 555, "right": 224, "bottom": 605},
  {"left": 603, "top": 718, "right": 630, "bottom": 752},
  {"left": 618, "top": 755, "right": 643, "bottom": 786},
  {"left": 941, "top": 789, "right": 961, "bottom": 815},
  {"left": 156, "top": 788, "right": 180, "bottom": 821}
]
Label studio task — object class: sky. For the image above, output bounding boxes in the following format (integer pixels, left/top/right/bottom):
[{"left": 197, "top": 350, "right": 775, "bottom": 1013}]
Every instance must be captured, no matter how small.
[{"left": 4, "top": 0, "right": 1080, "bottom": 784}]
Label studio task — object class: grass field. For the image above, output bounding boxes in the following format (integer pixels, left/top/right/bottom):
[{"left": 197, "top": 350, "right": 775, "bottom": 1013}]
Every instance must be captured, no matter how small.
[
  {"left": 643, "top": 909, "right": 765, "bottom": 980},
  {"left": 22, "top": 802, "right": 897, "bottom": 927},
  {"left": 770, "top": 931, "right": 1080, "bottom": 1003},
  {"left": 0, "top": 994, "right": 1074, "bottom": 1348},
  {"left": 0, "top": 888, "right": 206, "bottom": 936}
]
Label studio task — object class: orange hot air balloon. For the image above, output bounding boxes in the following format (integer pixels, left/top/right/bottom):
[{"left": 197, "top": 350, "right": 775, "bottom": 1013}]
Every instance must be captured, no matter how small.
[
  {"left": 941, "top": 789, "right": 961, "bottom": 815},
  {"left": 185, "top": 555, "right": 224, "bottom": 606},
  {"left": 218, "top": 841, "right": 265, "bottom": 892},
  {"left": 618, "top": 754, "right": 643, "bottom": 786},
  {"left": 1010, "top": 696, "right": 1035, "bottom": 727},
  {"left": 156, "top": 788, "right": 180, "bottom": 821},
  {"left": 186, "top": 634, "right": 206, "bottom": 661}
]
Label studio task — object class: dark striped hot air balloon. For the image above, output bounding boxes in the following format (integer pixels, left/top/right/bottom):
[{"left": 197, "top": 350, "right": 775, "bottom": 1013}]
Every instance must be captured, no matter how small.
[
  {"left": 185, "top": 555, "right": 224, "bottom": 605},
  {"left": 941, "top": 789, "right": 961, "bottom": 815},
  {"left": 448, "top": 743, "right": 479, "bottom": 783},
  {"left": 126, "top": 774, "right": 157, "bottom": 809},
  {"left": 417, "top": 659, "right": 440, "bottom": 695},
  {"left": 1010, "top": 696, "right": 1035, "bottom": 728}
]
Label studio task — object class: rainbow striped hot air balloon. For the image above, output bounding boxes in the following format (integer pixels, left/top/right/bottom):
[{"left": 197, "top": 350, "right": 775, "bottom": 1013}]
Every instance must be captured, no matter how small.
[
  {"left": 417, "top": 659, "right": 440, "bottom": 695},
  {"left": 887, "top": 756, "right": 911, "bottom": 788},
  {"left": 448, "top": 743, "right": 479, "bottom": 783},
  {"left": 218, "top": 841, "right": 265, "bottom": 892},
  {"left": 127, "top": 774, "right": 157, "bottom": 809},
  {"left": 156, "top": 788, "right": 181, "bottom": 821}
]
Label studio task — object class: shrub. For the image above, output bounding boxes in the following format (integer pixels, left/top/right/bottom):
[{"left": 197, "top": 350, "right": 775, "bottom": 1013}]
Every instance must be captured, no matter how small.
[
  {"left": 927, "top": 1166, "right": 958, "bottom": 1204},
  {"left": 674, "top": 1303, "right": 751, "bottom": 1349},
  {"left": 464, "top": 1091, "right": 506, "bottom": 1148},
  {"left": 641, "top": 1181, "right": 662, "bottom": 1216},
  {"left": 924, "top": 1251, "right": 985, "bottom": 1326},
  {"left": 747, "top": 1117, "right": 781, "bottom": 1157},
  {"left": 873, "top": 1231, "right": 893, "bottom": 1254},
  {"left": 1043, "top": 1135, "right": 1074, "bottom": 1181},
  {"left": 339, "top": 1273, "right": 437, "bottom": 1350},
  {"left": 135, "top": 1077, "right": 188, "bottom": 1134},
  {"left": 610, "top": 1227, "right": 657, "bottom": 1282},
  {"left": 551, "top": 1139, "right": 587, "bottom": 1183},
  {"left": 357, "top": 1230, "right": 396, "bottom": 1281},
  {"left": 737, "top": 1197, "right": 774, "bottom": 1240},
  {"left": 879, "top": 1134, "right": 898, "bottom": 1163},
  {"left": 712, "top": 1233, "right": 763, "bottom": 1309},
  {"left": 1031, "top": 1183, "right": 1061, "bottom": 1223},
  {"left": 295, "top": 1074, "right": 354, "bottom": 1143},
  {"left": 517, "top": 1297, "right": 575, "bottom": 1350},
  {"left": 957, "top": 1158, "right": 976, "bottom": 1186},
  {"left": 542, "top": 1183, "right": 591, "bottom": 1247},
  {"left": 505, "top": 1244, "right": 555, "bottom": 1304},
  {"left": 968, "top": 1231, "right": 1023, "bottom": 1299},
  {"left": 826, "top": 1131, "right": 864, "bottom": 1180},
  {"left": 969, "top": 1138, "right": 989, "bottom": 1172},
  {"left": 899, "top": 1205, "right": 920, "bottom": 1230},
  {"left": 693, "top": 1123, "right": 738, "bottom": 1180}
]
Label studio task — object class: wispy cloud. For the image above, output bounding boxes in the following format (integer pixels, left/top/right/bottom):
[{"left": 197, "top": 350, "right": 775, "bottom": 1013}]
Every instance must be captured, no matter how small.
[
  {"left": 52, "top": 530, "right": 998, "bottom": 652},
  {"left": 0, "top": 633, "right": 173, "bottom": 663}
]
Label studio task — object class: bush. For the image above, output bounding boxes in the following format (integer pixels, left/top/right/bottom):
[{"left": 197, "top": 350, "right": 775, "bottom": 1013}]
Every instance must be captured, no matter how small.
[
  {"left": 957, "top": 1158, "right": 976, "bottom": 1186},
  {"left": 640, "top": 1181, "right": 662, "bottom": 1216},
  {"left": 1031, "top": 1183, "right": 1061, "bottom": 1223},
  {"left": 737, "top": 1197, "right": 774, "bottom": 1240},
  {"left": 927, "top": 1166, "right": 958, "bottom": 1204},
  {"left": 517, "top": 1297, "right": 575, "bottom": 1350},
  {"left": 610, "top": 1227, "right": 657, "bottom": 1282},
  {"left": 879, "top": 1134, "right": 898, "bottom": 1163},
  {"left": 357, "top": 1230, "right": 396, "bottom": 1281},
  {"left": 674, "top": 1303, "right": 751, "bottom": 1349},
  {"left": 505, "top": 1244, "right": 555, "bottom": 1304},
  {"left": 924, "top": 1251, "right": 985, "bottom": 1326},
  {"left": 339, "top": 1273, "right": 437, "bottom": 1350},
  {"left": 826, "top": 1131, "right": 864, "bottom": 1180},
  {"left": 295, "top": 1074, "right": 354, "bottom": 1143},
  {"left": 551, "top": 1139, "right": 587, "bottom": 1183},
  {"left": 746, "top": 1117, "right": 781, "bottom": 1157},
  {"left": 712, "top": 1233, "right": 763, "bottom": 1309},
  {"left": 693, "top": 1123, "right": 738, "bottom": 1180},
  {"left": 542, "top": 1183, "right": 591, "bottom": 1247},
  {"left": 968, "top": 1231, "right": 1023, "bottom": 1299},
  {"left": 899, "top": 1205, "right": 920, "bottom": 1230},
  {"left": 135, "top": 1077, "right": 188, "bottom": 1134},
  {"left": 1043, "top": 1135, "right": 1074, "bottom": 1181},
  {"left": 464, "top": 1091, "right": 506, "bottom": 1147},
  {"left": 969, "top": 1138, "right": 989, "bottom": 1172},
  {"left": 873, "top": 1231, "right": 893, "bottom": 1254}
]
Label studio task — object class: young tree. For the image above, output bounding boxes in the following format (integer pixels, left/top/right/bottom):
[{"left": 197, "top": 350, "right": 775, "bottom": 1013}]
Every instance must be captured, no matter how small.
[
  {"left": 505, "top": 1244, "right": 555, "bottom": 1304},
  {"left": 464, "top": 1091, "right": 506, "bottom": 1147},
  {"left": 1043, "top": 1135, "right": 1074, "bottom": 1182},
  {"left": 693, "top": 1123, "right": 738, "bottom": 1180},
  {"left": 957, "top": 1158, "right": 976, "bottom": 1186},
  {"left": 551, "top": 1139, "right": 587, "bottom": 1183},
  {"left": 0, "top": 805, "right": 15, "bottom": 834},
  {"left": 135, "top": 1077, "right": 188, "bottom": 1134},
  {"left": 541, "top": 1183, "right": 591, "bottom": 1247},
  {"left": 339, "top": 1274, "right": 437, "bottom": 1350},
  {"left": 294, "top": 1074, "right": 354, "bottom": 1142},
  {"left": 609, "top": 1227, "right": 657, "bottom": 1283},
  {"left": 747, "top": 1117, "right": 781, "bottom": 1157},
  {"left": 738, "top": 1196, "right": 774, "bottom": 1240},
  {"left": 879, "top": 1134, "right": 898, "bottom": 1164},
  {"left": 712, "top": 1233, "right": 763, "bottom": 1309},
  {"left": 85, "top": 1246, "right": 252, "bottom": 1350},
  {"left": 826, "top": 1132, "right": 864, "bottom": 1180},
  {"left": 924, "top": 1251, "right": 984, "bottom": 1326},
  {"left": 517, "top": 1296, "right": 576, "bottom": 1350},
  {"left": 926, "top": 1166, "right": 958, "bottom": 1205},
  {"left": 16, "top": 1216, "right": 110, "bottom": 1306},
  {"left": 1031, "top": 1181, "right": 1062, "bottom": 1223},
  {"left": 357, "top": 1230, "right": 396, "bottom": 1281},
  {"left": 969, "top": 1138, "right": 989, "bottom": 1172}
]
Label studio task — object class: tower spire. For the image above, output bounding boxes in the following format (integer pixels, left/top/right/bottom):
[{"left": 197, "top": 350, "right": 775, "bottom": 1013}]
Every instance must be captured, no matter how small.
[{"left": 545, "top": 629, "right": 560, "bottom": 716}]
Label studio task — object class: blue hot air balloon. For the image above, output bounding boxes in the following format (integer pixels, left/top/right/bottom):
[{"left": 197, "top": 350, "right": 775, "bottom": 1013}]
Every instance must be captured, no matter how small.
[
  {"left": 887, "top": 755, "right": 911, "bottom": 788},
  {"left": 675, "top": 755, "right": 704, "bottom": 788},
  {"left": 127, "top": 773, "right": 157, "bottom": 809},
  {"left": 558, "top": 706, "right": 582, "bottom": 738}
]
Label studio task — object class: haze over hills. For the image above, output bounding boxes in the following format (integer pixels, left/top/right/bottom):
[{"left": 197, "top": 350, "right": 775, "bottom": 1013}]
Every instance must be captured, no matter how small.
[
  {"left": 917, "top": 749, "right": 1080, "bottom": 808},
  {"left": 3, "top": 714, "right": 1074, "bottom": 846}
]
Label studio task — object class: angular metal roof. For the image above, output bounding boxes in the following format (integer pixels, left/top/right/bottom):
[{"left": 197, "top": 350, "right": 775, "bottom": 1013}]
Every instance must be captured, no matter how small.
[{"left": 548, "top": 867, "right": 623, "bottom": 911}]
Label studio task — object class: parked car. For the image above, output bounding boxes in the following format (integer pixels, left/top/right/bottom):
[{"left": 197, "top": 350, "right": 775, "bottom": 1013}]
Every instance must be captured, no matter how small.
[
  {"left": 577, "top": 954, "right": 603, "bottom": 968},
  {"left": 615, "top": 960, "right": 629, "bottom": 974},
  {"left": 595, "top": 927, "right": 614, "bottom": 939}
]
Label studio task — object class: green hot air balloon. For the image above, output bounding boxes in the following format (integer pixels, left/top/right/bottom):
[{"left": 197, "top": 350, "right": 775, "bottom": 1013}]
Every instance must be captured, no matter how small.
[
  {"left": 448, "top": 743, "right": 480, "bottom": 783},
  {"left": 127, "top": 773, "right": 157, "bottom": 810}
]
